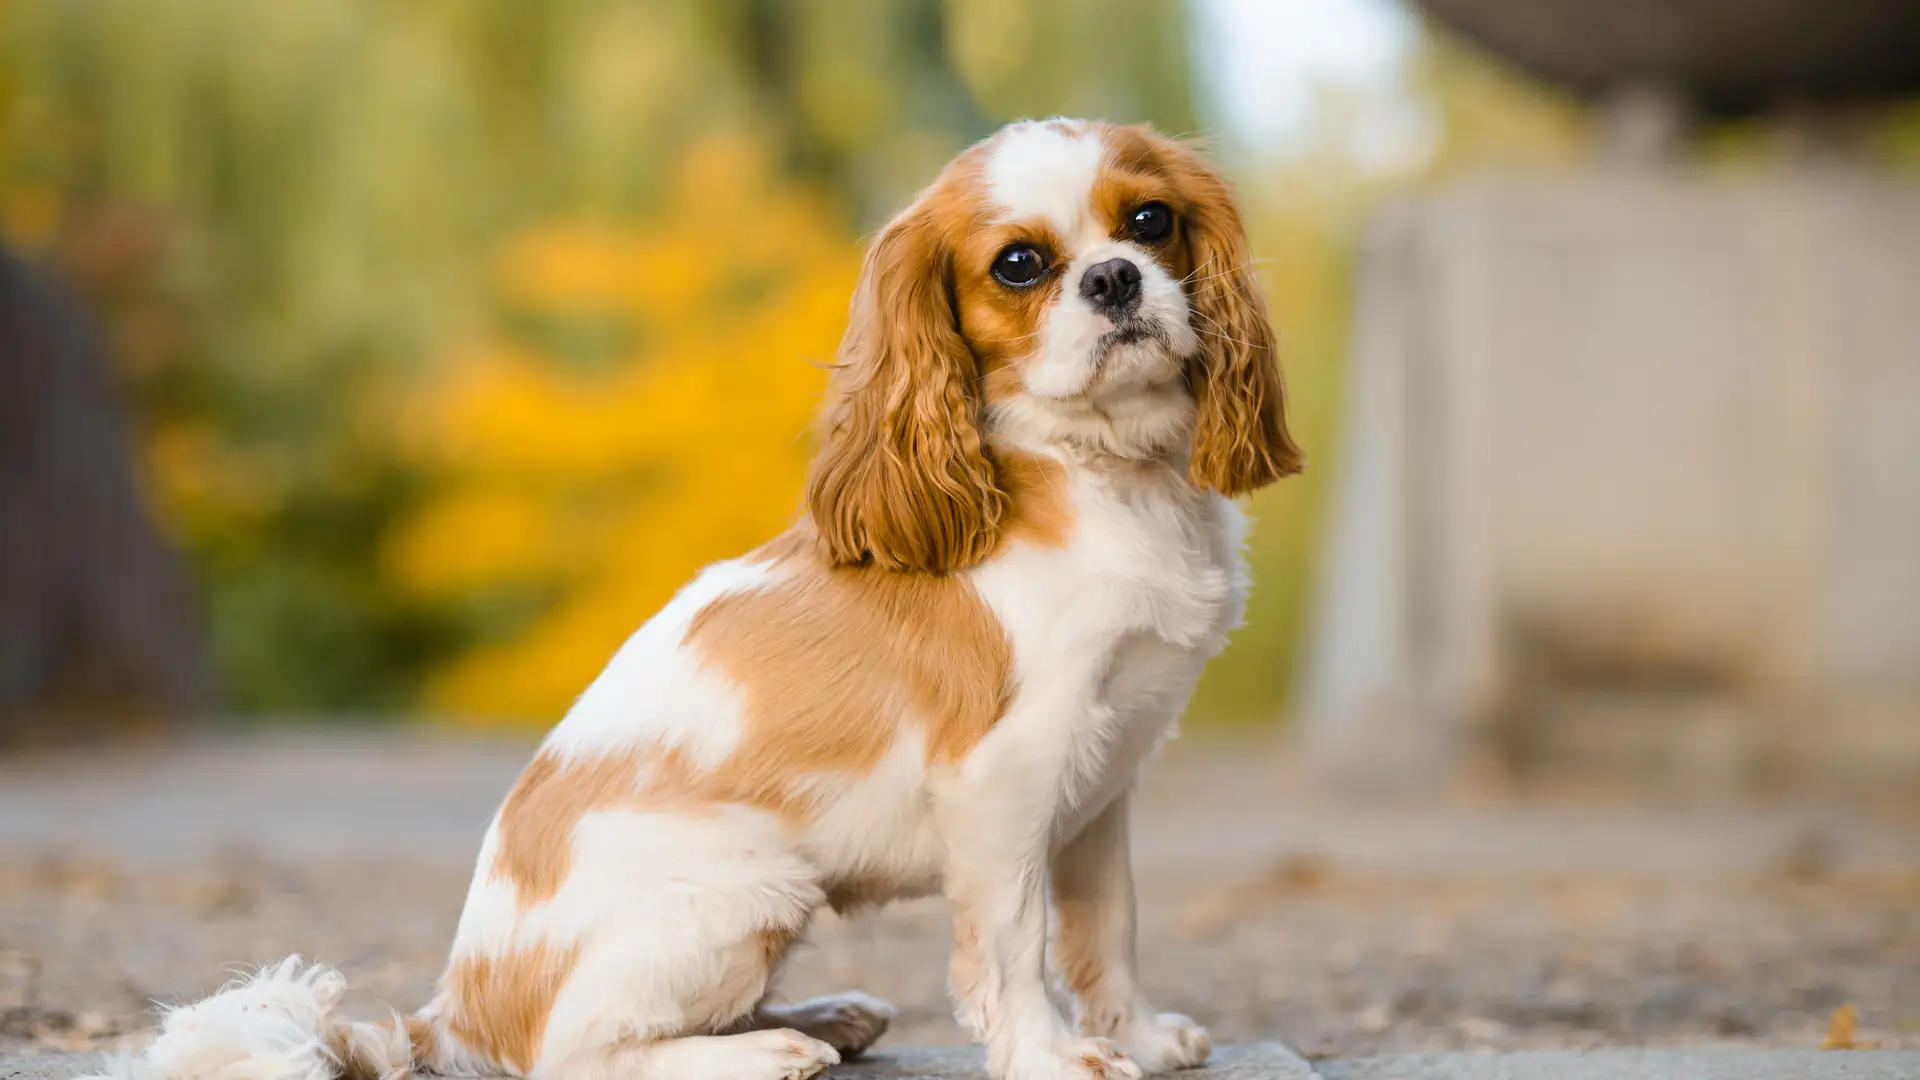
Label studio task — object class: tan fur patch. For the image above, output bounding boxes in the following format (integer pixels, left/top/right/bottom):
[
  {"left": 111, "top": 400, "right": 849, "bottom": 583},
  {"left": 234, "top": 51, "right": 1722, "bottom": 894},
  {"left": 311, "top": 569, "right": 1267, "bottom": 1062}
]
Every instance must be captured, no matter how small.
[
  {"left": 952, "top": 215, "right": 1067, "bottom": 387},
  {"left": 489, "top": 500, "right": 1059, "bottom": 905},
  {"left": 688, "top": 532, "right": 1013, "bottom": 794},
  {"left": 491, "top": 749, "right": 644, "bottom": 907},
  {"left": 404, "top": 1015, "right": 435, "bottom": 1067},
  {"left": 997, "top": 449, "right": 1073, "bottom": 549},
  {"left": 441, "top": 942, "right": 581, "bottom": 1075},
  {"left": 487, "top": 460, "right": 1060, "bottom": 908},
  {"left": 494, "top": 743, "right": 773, "bottom": 909}
]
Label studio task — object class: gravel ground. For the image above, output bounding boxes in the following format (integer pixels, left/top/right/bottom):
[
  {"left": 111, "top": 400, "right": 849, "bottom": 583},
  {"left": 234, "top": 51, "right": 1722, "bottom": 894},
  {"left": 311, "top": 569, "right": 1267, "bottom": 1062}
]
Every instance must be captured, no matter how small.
[{"left": 1, "top": 732, "right": 1916, "bottom": 1064}]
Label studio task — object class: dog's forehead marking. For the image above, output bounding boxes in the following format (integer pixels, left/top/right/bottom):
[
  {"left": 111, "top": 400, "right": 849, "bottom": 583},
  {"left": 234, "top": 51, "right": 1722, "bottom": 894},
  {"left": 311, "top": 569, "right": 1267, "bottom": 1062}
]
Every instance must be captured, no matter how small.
[{"left": 984, "top": 121, "right": 1106, "bottom": 235}]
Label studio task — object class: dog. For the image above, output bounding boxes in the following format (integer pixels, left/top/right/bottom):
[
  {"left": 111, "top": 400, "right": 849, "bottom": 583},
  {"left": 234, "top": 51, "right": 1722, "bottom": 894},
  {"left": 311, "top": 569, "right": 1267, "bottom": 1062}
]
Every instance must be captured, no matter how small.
[{"left": 92, "top": 118, "right": 1300, "bottom": 1080}]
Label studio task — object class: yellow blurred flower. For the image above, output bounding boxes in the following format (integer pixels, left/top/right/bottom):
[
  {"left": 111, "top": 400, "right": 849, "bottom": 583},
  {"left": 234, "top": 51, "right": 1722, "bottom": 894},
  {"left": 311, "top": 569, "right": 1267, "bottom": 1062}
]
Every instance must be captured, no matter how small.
[
  {"left": 388, "top": 133, "right": 856, "bottom": 723},
  {"left": 380, "top": 486, "right": 558, "bottom": 599},
  {"left": 493, "top": 227, "right": 640, "bottom": 315}
]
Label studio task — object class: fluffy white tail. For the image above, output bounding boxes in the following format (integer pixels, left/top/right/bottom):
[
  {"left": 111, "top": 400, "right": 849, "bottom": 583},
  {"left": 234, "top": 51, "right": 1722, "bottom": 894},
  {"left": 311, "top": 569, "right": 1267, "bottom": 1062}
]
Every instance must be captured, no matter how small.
[{"left": 83, "top": 956, "right": 418, "bottom": 1080}]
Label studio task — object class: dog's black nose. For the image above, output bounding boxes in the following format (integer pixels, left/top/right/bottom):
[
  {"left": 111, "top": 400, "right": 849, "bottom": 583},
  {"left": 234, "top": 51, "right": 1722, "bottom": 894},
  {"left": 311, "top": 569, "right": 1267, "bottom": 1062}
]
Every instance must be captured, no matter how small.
[{"left": 1079, "top": 258, "right": 1142, "bottom": 314}]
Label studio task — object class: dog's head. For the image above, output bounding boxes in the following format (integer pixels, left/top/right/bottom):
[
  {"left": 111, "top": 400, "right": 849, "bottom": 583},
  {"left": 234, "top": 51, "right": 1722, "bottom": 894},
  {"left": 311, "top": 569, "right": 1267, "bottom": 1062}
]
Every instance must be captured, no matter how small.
[{"left": 807, "top": 119, "right": 1301, "bottom": 573}]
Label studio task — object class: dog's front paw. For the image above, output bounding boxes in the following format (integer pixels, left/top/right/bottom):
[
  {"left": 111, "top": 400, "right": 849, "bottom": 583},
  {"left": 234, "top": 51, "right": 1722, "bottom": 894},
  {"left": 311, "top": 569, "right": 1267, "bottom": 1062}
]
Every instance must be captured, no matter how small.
[
  {"left": 1118, "top": 1013, "right": 1210, "bottom": 1073},
  {"left": 1005, "top": 1037, "right": 1144, "bottom": 1080}
]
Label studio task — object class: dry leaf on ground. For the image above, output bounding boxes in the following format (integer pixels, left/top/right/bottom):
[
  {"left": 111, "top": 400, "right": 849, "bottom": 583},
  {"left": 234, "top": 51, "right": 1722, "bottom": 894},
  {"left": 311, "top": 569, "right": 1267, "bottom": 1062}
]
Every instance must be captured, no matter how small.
[{"left": 1822, "top": 1002, "right": 1858, "bottom": 1050}]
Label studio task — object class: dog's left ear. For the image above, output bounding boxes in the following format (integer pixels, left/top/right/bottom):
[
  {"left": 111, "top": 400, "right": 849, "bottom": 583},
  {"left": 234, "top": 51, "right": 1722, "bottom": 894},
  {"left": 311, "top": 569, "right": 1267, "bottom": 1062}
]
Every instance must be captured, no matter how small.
[{"left": 1176, "top": 147, "right": 1303, "bottom": 495}]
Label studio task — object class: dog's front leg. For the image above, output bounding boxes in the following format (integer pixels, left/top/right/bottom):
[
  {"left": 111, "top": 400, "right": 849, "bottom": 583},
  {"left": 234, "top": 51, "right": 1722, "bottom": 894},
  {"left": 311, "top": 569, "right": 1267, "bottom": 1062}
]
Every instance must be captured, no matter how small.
[
  {"left": 1051, "top": 792, "right": 1210, "bottom": 1072},
  {"left": 937, "top": 732, "right": 1143, "bottom": 1080}
]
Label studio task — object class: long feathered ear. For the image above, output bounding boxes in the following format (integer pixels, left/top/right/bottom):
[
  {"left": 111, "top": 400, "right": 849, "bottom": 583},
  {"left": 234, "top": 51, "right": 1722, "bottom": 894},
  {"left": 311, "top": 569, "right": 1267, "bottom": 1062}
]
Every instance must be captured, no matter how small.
[
  {"left": 1179, "top": 150, "right": 1303, "bottom": 495},
  {"left": 806, "top": 200, "right": 1007, "bottom": 572}
]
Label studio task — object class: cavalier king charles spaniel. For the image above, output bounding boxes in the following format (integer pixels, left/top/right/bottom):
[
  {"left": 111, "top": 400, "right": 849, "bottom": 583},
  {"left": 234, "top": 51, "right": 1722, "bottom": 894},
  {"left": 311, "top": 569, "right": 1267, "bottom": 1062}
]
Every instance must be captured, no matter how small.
[{"left": 96, "top": 118, "right": 1300, "bottom": 1080}]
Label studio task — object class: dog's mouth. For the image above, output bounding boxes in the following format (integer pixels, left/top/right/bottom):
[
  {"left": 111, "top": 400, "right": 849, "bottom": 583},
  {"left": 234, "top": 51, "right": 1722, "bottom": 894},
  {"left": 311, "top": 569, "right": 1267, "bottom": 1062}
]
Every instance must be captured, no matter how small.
[
  {"left": 1095, "top": 319, "right": 1168, "bottom": 358},
  {"left": 1080, "top": 318, "right": 1179, "bottom": 395}
]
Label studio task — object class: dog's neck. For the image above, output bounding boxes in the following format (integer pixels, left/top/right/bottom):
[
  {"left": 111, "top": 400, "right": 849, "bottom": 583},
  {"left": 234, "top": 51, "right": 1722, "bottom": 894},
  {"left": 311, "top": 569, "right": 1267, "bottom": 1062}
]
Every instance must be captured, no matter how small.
[{"left": 984, "top": 378, "right": 1196, "bottom": 475}]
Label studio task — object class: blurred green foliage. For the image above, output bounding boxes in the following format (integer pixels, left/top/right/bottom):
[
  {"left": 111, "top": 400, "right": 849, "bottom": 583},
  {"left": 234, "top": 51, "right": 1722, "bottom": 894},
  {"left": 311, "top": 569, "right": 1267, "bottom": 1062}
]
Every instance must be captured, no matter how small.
[{"left": 0, "top": 0, "right": 1207, "bottom": 718}]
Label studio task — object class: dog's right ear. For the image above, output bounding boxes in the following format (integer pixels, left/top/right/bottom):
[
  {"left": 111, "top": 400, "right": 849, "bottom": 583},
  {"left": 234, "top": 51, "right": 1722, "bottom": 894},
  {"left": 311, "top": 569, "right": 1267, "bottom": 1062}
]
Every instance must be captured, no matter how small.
[{"left": 806, "top": 199, "right": 1008, "bottom": 573}]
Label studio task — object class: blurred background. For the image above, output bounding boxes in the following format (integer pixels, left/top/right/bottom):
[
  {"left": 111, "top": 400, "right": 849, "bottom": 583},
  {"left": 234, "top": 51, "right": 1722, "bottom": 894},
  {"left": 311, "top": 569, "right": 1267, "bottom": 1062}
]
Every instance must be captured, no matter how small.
[
  {"left": 0, "top": 0, "right": 1578, "bottom": 735},
  {"left": 3, "top": 0, "right": 1920, "bottom": 1064},
  {"left": 6, "top": 0, "right": 1915, "bottom": 778}
]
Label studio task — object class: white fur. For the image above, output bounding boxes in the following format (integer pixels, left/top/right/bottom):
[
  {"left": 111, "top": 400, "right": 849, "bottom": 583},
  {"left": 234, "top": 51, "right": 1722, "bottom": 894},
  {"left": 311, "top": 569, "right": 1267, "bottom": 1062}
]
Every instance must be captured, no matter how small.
[
  {"left": 985, "top": 120, "right": 1107, "bottom": 235},
  {"left": 108, "top": 119, "right": 1262, "bottom": 1080},
  {"left": 795, "top": 727, "right": 947, "bottom": 906},
  {"left": 439, "top": 559, "right": 781, "bottom": 964},
  {"left": 81, "top": 957, "right": 407, "bottom": 1080},
  {"left": 542, "top": 557, "right": 777, "bottom": 762},
  {"left": 1025, "top": 238, "right": 1200, "bottom": 406},
  {"left": 541, "top": 1028, "right": 839, "bottom": 1080},
  {"left": 939, "top": 447, "right": 1243, "bottom": 1080}
]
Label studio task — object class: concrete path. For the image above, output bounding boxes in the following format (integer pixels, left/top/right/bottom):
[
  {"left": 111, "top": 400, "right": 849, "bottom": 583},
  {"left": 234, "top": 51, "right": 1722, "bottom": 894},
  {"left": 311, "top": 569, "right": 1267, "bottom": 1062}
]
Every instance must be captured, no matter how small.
[
  {"left": 8, "top": 1045, "right": 1919, "bottom": 1079},
  {"left": 1316, "top": 1048, "right": 1920, "bottom": 1079},
  {"left": 4, "top": 731, "right": 1917, "bottom": 874},
  {"left": 4, "top": 732, "right": 1916, "bottom": 1073}
]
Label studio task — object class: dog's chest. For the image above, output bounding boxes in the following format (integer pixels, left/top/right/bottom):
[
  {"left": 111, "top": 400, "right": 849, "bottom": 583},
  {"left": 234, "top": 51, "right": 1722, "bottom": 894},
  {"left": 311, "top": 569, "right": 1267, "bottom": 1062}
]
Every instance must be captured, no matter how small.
[
  {"left": 983, "top": 464, "right": 1245, "bottom": 726},
  {"left": 1034, "top": 471, "right": 1246, "bottom": 835},
  {"left": 1063, "top": 467, "right": 1240, "bottom": 650}
]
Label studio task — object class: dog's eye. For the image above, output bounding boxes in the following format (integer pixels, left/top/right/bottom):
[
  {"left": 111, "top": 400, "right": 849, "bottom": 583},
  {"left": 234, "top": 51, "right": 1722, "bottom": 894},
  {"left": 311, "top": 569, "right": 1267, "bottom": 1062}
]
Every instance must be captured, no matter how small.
[
  {"left": 991, "top": 245, "right": 1048, "bottom": 288},
  {"left": 1127, "top": 202, "right": 1174, "bottom": 244}
]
